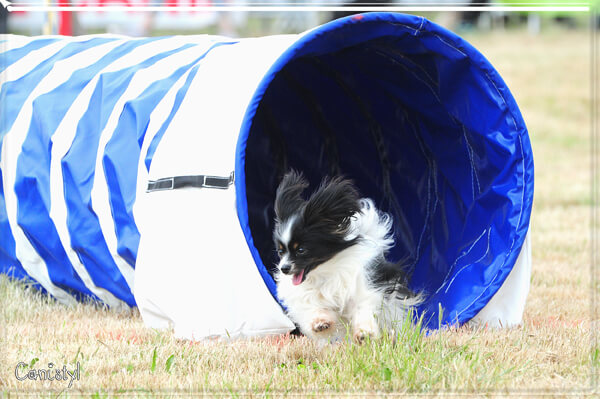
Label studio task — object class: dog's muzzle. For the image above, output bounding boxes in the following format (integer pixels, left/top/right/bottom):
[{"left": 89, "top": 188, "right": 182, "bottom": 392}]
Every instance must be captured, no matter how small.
[{"left": 280, "top": 264, "right": 292, "bottom": 274}]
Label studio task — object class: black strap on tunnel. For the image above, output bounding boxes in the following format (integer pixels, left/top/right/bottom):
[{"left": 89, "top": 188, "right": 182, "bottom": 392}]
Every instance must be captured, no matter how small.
[{"left": 147, "top": 172, "right": 234, "bottom": 192}]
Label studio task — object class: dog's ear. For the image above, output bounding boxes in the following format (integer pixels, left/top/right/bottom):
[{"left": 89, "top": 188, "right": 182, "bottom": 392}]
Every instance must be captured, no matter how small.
[
  {"left": 303, "top": 176, "right": 361, "bottom": 235},
  {"left": 274, "top": 170, "right": 309, "bottom": 222}
]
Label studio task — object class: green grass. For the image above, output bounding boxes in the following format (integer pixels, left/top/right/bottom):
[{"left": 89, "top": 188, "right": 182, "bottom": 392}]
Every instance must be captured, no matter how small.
[{"left": 0, "top": 275, "right": 553, "bottom": 395}]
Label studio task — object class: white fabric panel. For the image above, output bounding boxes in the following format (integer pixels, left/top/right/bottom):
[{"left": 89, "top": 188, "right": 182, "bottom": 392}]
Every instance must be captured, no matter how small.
[
  {"left": 470, "top": 233, "right": 531, "bottom": 328},
  {"left": 133, "top": 36, "right": 297, "bottom": 339}
]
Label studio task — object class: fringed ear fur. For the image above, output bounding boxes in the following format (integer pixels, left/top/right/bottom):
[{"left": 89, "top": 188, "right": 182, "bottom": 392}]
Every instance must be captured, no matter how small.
[{"left": 303, "top": 176, "right": 361, "bottom": 235}]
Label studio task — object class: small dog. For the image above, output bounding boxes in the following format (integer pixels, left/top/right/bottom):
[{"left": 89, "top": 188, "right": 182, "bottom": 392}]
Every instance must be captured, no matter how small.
[{"left": 273, "top": 170, "right": 422, "bottom": 343}]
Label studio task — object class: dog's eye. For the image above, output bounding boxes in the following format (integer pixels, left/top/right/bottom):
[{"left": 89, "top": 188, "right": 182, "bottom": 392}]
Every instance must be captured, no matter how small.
[
  {"left": 296, "top": 247, "right": 306, "bottom": 255},
  {"left": 277, "top": 248, "right": 285, "bottom": 257}
]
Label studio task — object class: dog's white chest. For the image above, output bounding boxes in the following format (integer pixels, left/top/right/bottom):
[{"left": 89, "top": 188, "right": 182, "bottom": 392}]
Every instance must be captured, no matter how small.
[{"left": 277, "top": 254, "right": 381, "bottom": 319}]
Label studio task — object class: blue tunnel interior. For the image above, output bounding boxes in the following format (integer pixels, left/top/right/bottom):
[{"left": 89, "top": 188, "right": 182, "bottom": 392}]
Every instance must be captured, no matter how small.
[{"left": 237, "top": 13, "right": 534, "bottom": 328}]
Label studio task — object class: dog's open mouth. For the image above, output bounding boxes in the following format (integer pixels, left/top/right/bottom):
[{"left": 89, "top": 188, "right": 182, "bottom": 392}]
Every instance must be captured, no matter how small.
[{"left": 292, "top": 269, "right": 305, "bottom": 286}]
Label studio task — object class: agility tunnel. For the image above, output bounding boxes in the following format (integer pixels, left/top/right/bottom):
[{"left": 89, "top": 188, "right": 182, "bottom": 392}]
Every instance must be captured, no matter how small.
[{"left": 0, "top": 12, "right": 533, "bottom": 339}]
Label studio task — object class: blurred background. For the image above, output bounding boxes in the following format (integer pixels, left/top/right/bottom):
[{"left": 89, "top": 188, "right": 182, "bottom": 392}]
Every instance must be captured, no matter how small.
[{"left": 0, "top": 0, "right": 595, "bottom": 38}]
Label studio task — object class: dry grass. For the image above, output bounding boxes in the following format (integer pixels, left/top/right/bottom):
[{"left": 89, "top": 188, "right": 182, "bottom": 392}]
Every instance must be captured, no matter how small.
[{"left": 1, "top": 28, "right": 598, "bottom": 397}]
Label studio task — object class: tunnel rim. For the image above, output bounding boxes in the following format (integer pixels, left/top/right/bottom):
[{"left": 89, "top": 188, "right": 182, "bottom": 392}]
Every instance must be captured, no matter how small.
[{"left": 234, "top": 11, "right": 534, "bottom": 327}]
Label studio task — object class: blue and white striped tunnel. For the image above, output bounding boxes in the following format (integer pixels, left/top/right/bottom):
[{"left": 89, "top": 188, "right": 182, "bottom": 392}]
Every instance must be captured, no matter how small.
[{"left": 0, "top": 12, "right": 533, "bottom": 338}]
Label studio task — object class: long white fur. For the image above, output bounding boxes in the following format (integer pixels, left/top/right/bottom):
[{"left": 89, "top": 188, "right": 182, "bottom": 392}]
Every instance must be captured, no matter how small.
[{"left": 276, "top": 199, "right": 420, "bottom": 343}]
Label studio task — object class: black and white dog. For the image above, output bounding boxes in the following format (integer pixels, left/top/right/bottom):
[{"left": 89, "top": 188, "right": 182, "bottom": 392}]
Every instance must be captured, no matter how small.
[{"left": 273, "top": 170, "right": 422, "bottom": 343}]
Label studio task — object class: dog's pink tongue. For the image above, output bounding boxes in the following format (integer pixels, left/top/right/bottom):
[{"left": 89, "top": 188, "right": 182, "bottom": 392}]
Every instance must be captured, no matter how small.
[{"left": 292, "top": 270, "right": 304, "bottom": 286}]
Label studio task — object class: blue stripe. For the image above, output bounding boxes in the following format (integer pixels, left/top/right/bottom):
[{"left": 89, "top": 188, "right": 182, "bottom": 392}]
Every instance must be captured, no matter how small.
[
  {"left": 16, "top": 187, "right": 100, "bottom": 302},
  {"left": 61, "top": 42, "right": 196, "bottom": 306},
  {"left": 1, "top": 37, "right": 113, "bottom": 301},
  {"left": 0, "top": 38, "right": 115, "bottom": 150},
  {"left": 0, "top": 38, "right": 60, "bottom": 74},
  {"left": 104, "top": 40, "right": 239, "bottom": 264},
  {"left": 0, "top": 169, "right": 30, "bottom": 281},
  {"left": 12, "top": 38, "right": 165, "bottom": 304},
  {"left": 0, "top": 170, "right": 46, "bottom": 293}
]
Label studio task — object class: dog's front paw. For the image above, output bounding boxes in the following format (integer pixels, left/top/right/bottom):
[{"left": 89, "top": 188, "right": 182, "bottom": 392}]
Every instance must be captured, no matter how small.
[{"left": 311, "top": 317, "right": 334, "bottom": 333}]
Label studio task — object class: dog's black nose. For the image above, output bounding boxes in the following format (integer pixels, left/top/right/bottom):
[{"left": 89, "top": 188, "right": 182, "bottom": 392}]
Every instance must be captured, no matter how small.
[{"left": 280, "top": 264, "right": 291, "bottom": 274}]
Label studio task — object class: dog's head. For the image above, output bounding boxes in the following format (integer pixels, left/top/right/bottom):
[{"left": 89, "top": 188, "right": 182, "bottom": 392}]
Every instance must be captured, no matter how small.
[{"left": 273, "top": 170, "right": 361, "bottom": 285}]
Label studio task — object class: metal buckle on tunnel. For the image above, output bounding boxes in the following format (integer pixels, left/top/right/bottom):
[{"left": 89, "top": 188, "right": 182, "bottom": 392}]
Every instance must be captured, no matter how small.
[
  {"left": 146, "top": 177, "right": 175, "bottom": 192},
  {"left": 147, "top": 171, "right": 234, "bottom": 192},
  {"left": 202, "top": 171, "right": 235, "bottom": 189}
]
